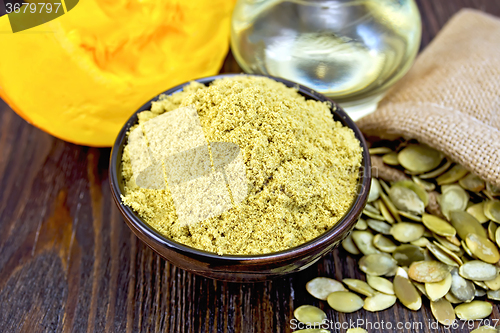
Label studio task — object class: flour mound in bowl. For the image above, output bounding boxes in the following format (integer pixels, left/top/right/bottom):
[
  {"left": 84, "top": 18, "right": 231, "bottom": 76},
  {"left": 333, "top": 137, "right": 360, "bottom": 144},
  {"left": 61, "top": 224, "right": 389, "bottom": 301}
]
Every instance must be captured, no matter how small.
[{"left": 121, "top": 76, "right": 362, "bottom": 255}]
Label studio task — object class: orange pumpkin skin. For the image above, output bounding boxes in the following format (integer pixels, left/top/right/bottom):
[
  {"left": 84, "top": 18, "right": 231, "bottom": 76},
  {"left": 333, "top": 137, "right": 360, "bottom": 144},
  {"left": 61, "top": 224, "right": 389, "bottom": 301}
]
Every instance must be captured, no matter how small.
[{"left": 0, "top": 0, "right": 235, "bottom": 146}]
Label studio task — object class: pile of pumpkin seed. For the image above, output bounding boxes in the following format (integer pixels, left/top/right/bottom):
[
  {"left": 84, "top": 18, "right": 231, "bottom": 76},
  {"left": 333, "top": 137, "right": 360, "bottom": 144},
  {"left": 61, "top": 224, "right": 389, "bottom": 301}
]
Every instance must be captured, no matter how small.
[{"left": 293, "top": 142, "right": 500, "bottom": 331}]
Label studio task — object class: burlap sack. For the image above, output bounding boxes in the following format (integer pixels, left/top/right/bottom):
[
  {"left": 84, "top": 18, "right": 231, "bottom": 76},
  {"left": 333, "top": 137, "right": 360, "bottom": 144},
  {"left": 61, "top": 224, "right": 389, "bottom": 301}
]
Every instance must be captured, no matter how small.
[{"left": 357, "top": 9, "right": 500, "bottom": 187}]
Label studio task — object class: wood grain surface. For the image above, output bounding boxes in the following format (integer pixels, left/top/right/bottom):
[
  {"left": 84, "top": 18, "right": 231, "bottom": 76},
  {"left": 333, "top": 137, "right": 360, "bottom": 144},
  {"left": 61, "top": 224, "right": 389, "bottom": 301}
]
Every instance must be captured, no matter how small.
[{"left": 1, "top": 1, "right": 500, "bottom": 332}]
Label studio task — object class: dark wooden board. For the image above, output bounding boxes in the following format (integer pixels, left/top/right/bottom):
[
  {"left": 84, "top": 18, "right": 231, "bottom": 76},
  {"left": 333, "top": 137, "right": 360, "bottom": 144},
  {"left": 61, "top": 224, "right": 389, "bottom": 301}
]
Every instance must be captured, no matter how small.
[{"left": 1, "top": 1, "right": 500, "bottom": 332}]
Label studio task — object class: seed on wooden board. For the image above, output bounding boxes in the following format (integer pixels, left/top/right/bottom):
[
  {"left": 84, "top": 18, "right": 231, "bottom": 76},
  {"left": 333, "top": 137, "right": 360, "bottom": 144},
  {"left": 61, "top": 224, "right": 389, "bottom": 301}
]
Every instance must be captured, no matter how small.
[
  {"left": 465, "top": 233, "right": 500, "bottom": 264},
  {"left": 380, "top": 192, "right": 402, "bottom": 223},
  {"left": 293, "top": 305, "right": 327, "bottom": 325},
  {"left": 366, "top": 219, "right": 392, "bottom": 235},
  {"left": 449, "top": 210, "right": 487, "bottom": 239},
  {"left": 484, "top": 200, "right": 500, "bottom": 223},
  {"left": 359, "top": 254, "right": 397, "bottom": 276},
  {"left": 377, "top": 199, "right": 395, "bottom": 224},
  {"left": 397, "top": 144, "right": 443, "bottom": 174},
  {"left": 393, "top": 245, "right": 425, "bottom": 267},
  {"left": 363, "top": 292, "right": 397, "bottom": 312},
  {"left": 369, "top": 147, "right": 393, "bottom": 155},
  {"left": 390, "top": 223, "right": 425, "bottom": 243},
  {"left": 487, "top": 289, "right": 500, "bottom": 301},
  {"left": 419, "top": 159, "right": 452, "bottom": 179},
  {"left": 430, "top": 298, "right": 456, "bottom": 326},
  {"left": 436, "top": 164, "right": 469, "bottom": 185},
  {"left": 459, "top": 173, "right": 486, "bottom": 192},
  {"left": 342, "top": 234, "right": 360, "bottom": 255},
  {"left": 394, "top": 268, "right": 421, "bottom": 311},
  {"left": 389, "top": 186, "right": 425, "bottom": 215},
  {"left": 382, "top": 152, "right": 399, "bottom": 166},
  {"left": 306, "top": 277, "right": 346, "bottom": 300},
  {"left": 455, "top": 301, "right": 493, "bottom": 320},
  {"left": 411, "top": 237, "right": 430, "bottom": 247},
  {"left": 342, "top": 279, "right": 375, "bottom": 297},
  {"left": 488, "top": 221, "right": 497, "bottom": 242},
  {"left": 412, "top": 175, "right": 436, "bottom": 191},
  {"left": 470, "top": 326, "right": 498, "bottom": 333},
  {"left": 373, "top": 234, "right": 397, "bottom": 253},
  {"left": 487, "top": 183, "right": 500, "bottom": 196},
  {"left": 355, "top": 218, "right": 368, "bottom": 230},
  {"left": 467, "top": 202, "right": 489, "bottom": 224},
  {"left": 484, "top": 274, "right": 500, "bottom": 291},
  {"left": 327, "top": 291, "right": 364, "bottom": 313},
  {"left": 352, "top": 231, "right": 379, "bottom": 255},
  {"left": 367, "top": 275, "right": 394, "bottom": 295},
  {"left": 346, "top": 329, "right": 368, "bottom": 333},
  {"left": 368, "top": 178, "right": 381, "bottom": 202},
  {"left": 425, "top": 272, "right": 452, "bottom": 301},
  {"left": 426, "top": 243, "right": 459, "bottom": 267},
  {"left": 459, "top": 261, "right": 499, "bottom": 281},
  {"left": 393, "top": 180, "right": 429, "bottom": 207},
  {"left": 441, "top": 185, "right": 469, "bottom": 219},
  {"left": 408, "top": 261, "right": 450, "bottom": 283},
  {"left": 422, "top": 214, "right": 456, "bottom": 237}
]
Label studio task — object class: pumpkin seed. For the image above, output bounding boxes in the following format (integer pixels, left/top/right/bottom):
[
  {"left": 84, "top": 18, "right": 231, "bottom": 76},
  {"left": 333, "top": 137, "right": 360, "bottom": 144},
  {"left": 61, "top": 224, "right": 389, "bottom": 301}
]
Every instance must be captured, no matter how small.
[
  {"left": 430, "top": 298, "right": 456, "bottom": 326},
  {"left": 434, "top": 234, "right": 462, "bottom": 252},
  {"left": 459, "top": 261, "right": 499, "bottom": 281},
  {"left": 306, "top": 277, "right": 346, "bottom": 300},
  {"left": 363, "top": 292, "right": 397, "bottom": 312},
  {"left": 346, "top": 329, "right": 368, "bottom": 333},
  {"left": 484, "top": 200, "right": 500, "bottom": 223},
  {"left": 413, "top": 281, "right": 428, "bottom": 298},
  {"left": 342, "top": 234, "right": 360, "bottom": 255},
  {"left": 496, "top": 227, "right": 500, "bottom": 248},
  {"left": 441, "top": 185, "right": 469, "bottom": 219},
  {"left": 398, "top": 210, "right": 422, "bottom": 222},
  {"left": 394, "top": 180, "right": 429, "bottom": 206},
  {"left": 397, "top": 144, "right": 443, "bottom": 174},
  {"left": 446, "top": 234, "right": 462, "bottom": 246},
  {"left": 368, "top": 178, "right": 381, "bottom": 202},
  {"left": 426, "top": 243, "right": 459, "bottom": 267},
  {"left": 466, "top": 233, "right": 500, "bottom": 264},
  {"left": 487, "top": 183, "right": 500, "bottom": 196},
  {"left": 367, "top": 275, "right": 394, "bottom": 295},
  {"left": 382, "top": 152, "right": 399, "bottom": 166},
  {"left": 366, "top": 219, "right": 392, "bottom": 235},
  {"left": 436, "top": 164, "right": 469, "bottom": 185},
  {"left": 487, "top": 289, "right": 500, "bottom": 301},
  {"left": 474, "top": 280, "right": 488, "bottom": 290},
  {"left": 420, "top": 159, "right": 452, "bottom": 179},
  {"left": 475, "top": 288, "right": 487, "bottom": 297},
  {"left": 488, "top": 221, "right": 497, "bottom": 242},
  {"left": 455, "top": 301, "right": 492, "bottom": 320},
  {"left": 369, "top": 147, "right": 393, "bottom": 155},
  {"left": 390, "top": 223, "right": 425, "bottom": 243},
  {"left": 449, "top": 210, "right": 487, "bottom": 239},
  {"left": 432, "top": 241, "right": 463, "bottom": 265},
  {"left": 425, "top": 272, "right": 452, "bottom": 301},
  {"left": 484, "top": 274, "right": 500, "bottom": 291},
  {"left": 389, "top": 186, "right": 425, "bottom": 215},
  {"left": 364, "top": 203, "right": 380, "bottom": 215},
  {"left": 470, "top": 326, "right": 498, "bottom": 333},
  {"left": 342, "top": 279, "right": 375, "bottom": 297},
  {"left": 351, "top": 231, "right": 379, "bottom": 255},
  {"left": 362, "top": 209, "right": 385, "bottom": 221},
  {"left": 410, "top": 237, "right": 430, "bottom": 247},
  {"left": 355, "top": 218, "right": 368, "bottom": 230},
  {"left": 459, "top": 173, "right": 486, "bottom": 192},
  {"left": 412, "top": 175, "right": 436, "bottom": 191},
  {"left": 393, "top": 245, "right": 425, "bottom": 266},
  {"left": 379, "top": 179, "right": 391, "bottom": 195},
  {"left": 445, "top": 291, "right": 463, "bottom": 304},
  {"left": 408, "top": 261, "right": 450, "bottom": 283},
  {"left": 467, "top": 202, "right": 489, "bottom": 223},
  {"left": 393, "top": 267, "right": 421, "bottom": 311},
  {"left": 294, "top": 305, "right": 326, "bottom": 326},
  {"left": 327, "top": 291, "right": 364, "bottom": 313},
  {"left": 380, "top": 192, "right": 402, "bottom": 223},
  {"left": 461, "top": 240, "right": 476, "bottom": 258},
  {"left": 422, "top": 214, "right": 456, "bottom": 237},
  {"left": 377, "top": 199, "right": 395, "bottom": 224},
  {"left": 373, "top": 234, "right": 397, "bottom": 253},
  {"left": 359, "top": 254, "right": 397, "bottom": 276}
]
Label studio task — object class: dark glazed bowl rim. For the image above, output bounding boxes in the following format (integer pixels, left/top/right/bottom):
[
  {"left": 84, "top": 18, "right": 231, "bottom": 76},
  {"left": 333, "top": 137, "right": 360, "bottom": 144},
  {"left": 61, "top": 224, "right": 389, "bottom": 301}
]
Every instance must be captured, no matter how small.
[{"left": 109, "top": 73, "right": 371, "bottom": 263}]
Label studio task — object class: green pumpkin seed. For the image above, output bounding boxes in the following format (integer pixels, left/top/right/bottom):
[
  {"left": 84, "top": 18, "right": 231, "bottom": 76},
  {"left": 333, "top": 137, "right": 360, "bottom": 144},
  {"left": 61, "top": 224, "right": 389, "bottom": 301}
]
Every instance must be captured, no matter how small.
[
  {"left": 379, "top": 179, "right": 391, "bottom": 195},
  {"left": 397, "top": 144, "right": 443, "bottom": 174},
  {"left": 373, "top": 234, "right": 397, "bottom": 253},
  {"left": 382, "top": 152, "right": 399, "bottom": 166},
  {"left": 393, "top": 267, "right": 421, "bottom": 311},
  {"left": 459, "top": 173, "right": 486, "bottom": 192},
  {"left": 484, "top": 200, "right": 500, "bottom": 223},
  {"left": 327, "top": 291, "right": 364, "bottom": 313},
  {"left": 419, "top": 159, "right": 452, "bottom": 179},
  {"left": 470, "top": 326, "right": 498, "bottom": 333},
  {"left": 398, "top": 210, "right": 422, "bottom": 222},
  {"left": 474, "top": 280, "right": 488, "bottom": 290},
  {"left": 366, "top": 275, "right": 394, "bottom": 295},
  {"left": 293, "top": 305, "right": 327, "bottom": 326},
  {"left": 451, "top": 269, "right": 476, "bottom": 303},
  {"left": 364, "top": 203, "right": 380, "bottom": 215},
  {"left": 436, "top": 164, "right": 469, "bottom": 185},
  {"left": 459, "top": 261, "right": 499, "bottom": 281},
  {"left": 412, "top": 175, "right": 436, "bottom": 191},
  {"left": 363, "top": 292, "right": 397, "bottom": 312},
  {"left": 496, "top": 228, "right": 500, "bottom": 248},
  {"left": 425, "top": 272, "right": 452, "bottom": 301},
  {"left": 362, "top": 209, "right": 385, "bottom": 221},
  {"left": 467, "top": 202, "right": 489, "bottom": 223},
  {"left": 487, "top": 183, "right": 500, "bottom": 196},
  {"left": 393, "top": 245, "right": 425, "bottom": 266},
  {"left": 369, "top": 147, "right": 393, "bottom": 155},
  {"left": 342, "top": 234, "right": 360, "bottom": 255},
  {"left": 449, "top": 210, "right": 487, "bottom": 239},
  {"left": 351, "top": 231, "right": 379, "bottom": 255},
  {"left": 346, "top": 329, "right": 368, "bottom": 333},
  {"left": 306, "top": 277, "right": 346, "bottom": 300},
  {"left": 342, "top": 279, "right": 375, "bottom": 297},
  {"left": 441, "top": 185, "right": 469, "bottom": 219},
  {"left": 408, "top": 261, "right": 450, "bottom": 283},
  {"left": 488, "top": 221, "right": 497, "bottom": 242},
  {"left": 487, "top": 289, "right": 500, "bottom": 301},
  {"left": 410, "top": 237, "right": 431, "bottom": 247},
  {"left": 394, "top": 180, "right": 429, "bottom": 206},
  {"left": 475, "top": 288, "right": 487, "bottom": 297},
  {"left": 390, "top": 223, "right": 425, "bottom": 243},
  {"left": 355, "top": 218, "right": 368, "bottom": 230},
  {"left": 366, "top": 219, "right": 392, "bottom": 235},
  {"left": 465, "top": 234, "right": 500, "bottom": 264},
  {"left": 461, "top": 240, "right": 476, "bottom": 258},
  {"left": 413, "top": 281, "right": 428, "bottom": 298},
  {"left": 434, "top": 234, "right": 462, "bottom": 252},
  {"left": 455, "top": 301, "right": 492, "bottom": 320},
  {"left": 422, "top": 214, "right": 456, "bottom": 237},
  {"left": 484, "top": 274, "right": 500, "bottom": 291},
  {"left": 380, "top": 192, "right": 402, "bottom": 223},
  {"left": 368, "top": 178, "right": 381, "bottom": 202},
  {"left": 389, "top": 186, "right": 425, "bottom": 215},
  {"left": 445, "top": 291, "right": 464, "bottom": 304},
  {"left": 359, "top": 254, "right": 397, "bottom": 276},
  {"left": 426, "top": 243, "right": 459, "bottom": 267},
  {"left": 432, "top": 241, "right": 463, "bottom": 265},
  {"left": 430, "top": 298, "right": 456, "bottom": 326},
  {"left": 377, "top": 199, "right": 395, "bottom": 224}
]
